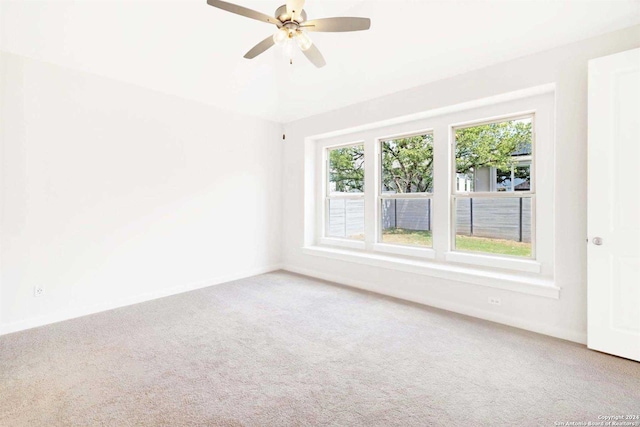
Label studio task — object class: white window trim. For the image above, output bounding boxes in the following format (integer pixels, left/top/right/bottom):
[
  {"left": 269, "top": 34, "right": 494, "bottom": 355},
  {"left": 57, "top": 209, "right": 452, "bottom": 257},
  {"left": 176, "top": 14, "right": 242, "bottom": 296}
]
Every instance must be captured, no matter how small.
[
  {"left": 302, "top": 246, "right": 558, "bottom": 299},
  {"left": 319, "top": 141, "right": 366, "bottom": 246},
  {"left": 319, "top": 237, "right": 366, "bottom": 250},
  {"left": 450, "top": 112, "right": 536, "bottom": 260},
  {"left": 444, "top": 250, "right": 541, "bottom": 273},
  {"left": 305, "top": 85, "right": 556, "bottom": 295},
  {"left": 373, "top": 243, "right": 436, "bottom": 259},
  {"left": 374, "top": 129, "right": 435, "bottom": 257}
]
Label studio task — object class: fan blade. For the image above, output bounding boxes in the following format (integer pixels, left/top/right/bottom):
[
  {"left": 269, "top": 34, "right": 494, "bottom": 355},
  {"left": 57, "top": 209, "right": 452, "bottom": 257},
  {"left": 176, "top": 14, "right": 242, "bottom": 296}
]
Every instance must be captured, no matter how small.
[
  {"left": 244, "top": 35, "right": 275, "bottom": 59},
  {"left": 301, "top": 17, "right": 370, "bottom": 32},
  {"left": 286, "top": 0, "right": 305, "bottom": 21},
  {"left": 303, "top": 43, "right": 326, "bottom": 68},
  {"left": 207, "top": 0, "right": 282, "bottom": 27}
]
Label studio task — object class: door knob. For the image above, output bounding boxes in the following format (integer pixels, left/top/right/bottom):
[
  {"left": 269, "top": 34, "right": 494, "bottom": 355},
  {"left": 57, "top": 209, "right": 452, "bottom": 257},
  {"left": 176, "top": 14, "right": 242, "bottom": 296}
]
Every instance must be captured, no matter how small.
[{"left": 592, "top": 237, "right": 603, "bottom": 245}]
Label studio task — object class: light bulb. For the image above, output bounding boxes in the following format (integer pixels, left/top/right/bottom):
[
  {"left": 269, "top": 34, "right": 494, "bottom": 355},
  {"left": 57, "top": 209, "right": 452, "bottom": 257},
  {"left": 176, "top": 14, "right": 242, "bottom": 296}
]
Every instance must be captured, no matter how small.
[
  {"left": 295, "top": 30, "right": 313, "bottom": 51},
  {"left": 283, "top": 36, "right": 296, "bottom": 60},
  {"left": 273, "top": 28, "right": 289, "bottom": 45}
]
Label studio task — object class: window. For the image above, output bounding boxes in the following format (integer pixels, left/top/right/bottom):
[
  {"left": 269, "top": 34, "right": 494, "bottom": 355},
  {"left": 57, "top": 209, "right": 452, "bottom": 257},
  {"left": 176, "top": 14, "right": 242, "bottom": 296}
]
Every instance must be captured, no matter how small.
[
  {"left": 325, "top": 144, "right": 365, "bottom": 240},
  {"left": 379, "top": 133, "right": 434, "bottom": 248},
  {"left": 309, "top": 89, "right": 553, "bottom": 281},
  {"left": 452, "top": 115, "right": 534, "bottom": 258}
]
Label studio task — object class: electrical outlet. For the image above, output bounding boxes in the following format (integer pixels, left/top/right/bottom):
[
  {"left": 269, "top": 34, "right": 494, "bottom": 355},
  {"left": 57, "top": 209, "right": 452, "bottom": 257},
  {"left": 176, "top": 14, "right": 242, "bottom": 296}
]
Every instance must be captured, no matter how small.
[
  {"left": 34, "top": 286, "right": 45, "bottom": 297},
  {"left": 488, "top": 296, "right": 501, "bottom": 306}
]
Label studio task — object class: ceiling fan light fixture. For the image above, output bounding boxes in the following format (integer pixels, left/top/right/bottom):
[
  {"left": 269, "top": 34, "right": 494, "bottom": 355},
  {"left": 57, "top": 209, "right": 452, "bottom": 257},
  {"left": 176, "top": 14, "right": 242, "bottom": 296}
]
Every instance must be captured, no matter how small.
[
  {"left": 283, "top": 36, "right": 297, "bottom": 61},
  {"left": 273, "top": 27, "right": 289, "bottom": 45},
  {"left": 295, "top": 30, "right": 312, "bottom": 51}
]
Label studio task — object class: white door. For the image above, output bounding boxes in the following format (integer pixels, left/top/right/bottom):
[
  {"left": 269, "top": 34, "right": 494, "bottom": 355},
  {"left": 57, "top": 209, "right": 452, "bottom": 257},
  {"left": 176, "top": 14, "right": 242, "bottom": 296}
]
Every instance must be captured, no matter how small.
[{"left": 588, "top": 48, "right": 640, "bottom": 362}]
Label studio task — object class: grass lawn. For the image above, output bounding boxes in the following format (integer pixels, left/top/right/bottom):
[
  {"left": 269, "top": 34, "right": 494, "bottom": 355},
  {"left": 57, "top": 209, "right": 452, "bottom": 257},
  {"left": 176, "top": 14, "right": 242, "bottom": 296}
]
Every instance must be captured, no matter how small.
[
  {"left": 382, "top": 228, "right": 433, "bottom": 247},
  {"left": 381, "top": 228, "right": 531, "bottom": 257},
  {"left": 455, "top": 235, "right": 531, "bottom": 257}
]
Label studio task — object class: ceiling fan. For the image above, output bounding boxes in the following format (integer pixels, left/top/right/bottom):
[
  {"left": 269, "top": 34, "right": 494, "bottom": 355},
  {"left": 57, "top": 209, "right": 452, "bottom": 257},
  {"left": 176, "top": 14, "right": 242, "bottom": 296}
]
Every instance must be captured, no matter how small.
[{"left": 206, "top": 0, "right": 371, "bottom": 68}]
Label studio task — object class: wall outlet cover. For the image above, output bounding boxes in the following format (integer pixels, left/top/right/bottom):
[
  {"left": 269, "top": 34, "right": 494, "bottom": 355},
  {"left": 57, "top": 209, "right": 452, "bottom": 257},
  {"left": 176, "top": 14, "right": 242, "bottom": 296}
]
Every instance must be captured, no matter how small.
[{"left": 488, "top": 296, "right": 501, "bottom": 305}]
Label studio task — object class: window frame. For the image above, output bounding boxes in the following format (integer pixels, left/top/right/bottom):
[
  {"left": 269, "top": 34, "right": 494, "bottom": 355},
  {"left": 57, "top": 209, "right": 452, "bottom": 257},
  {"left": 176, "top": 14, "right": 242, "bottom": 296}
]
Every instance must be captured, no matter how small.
[
  {"left": 373, "top": 129, "right": 436, "bottom": 259},
  {"left": 308, "top": 88, "right": 554, "bottom": 281},
  {"left": 320, "top": 140, "right": 367, "bottom": 250},
  {"left": 449, "top": 113, "right": 537, "bottom": 261}
]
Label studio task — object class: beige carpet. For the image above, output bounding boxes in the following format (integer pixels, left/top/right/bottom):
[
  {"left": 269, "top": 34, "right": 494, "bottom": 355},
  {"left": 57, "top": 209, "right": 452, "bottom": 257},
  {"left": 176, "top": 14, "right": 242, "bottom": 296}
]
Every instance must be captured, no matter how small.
[{"left": 1, "top": 271, "right": 638, "bottom": 426}]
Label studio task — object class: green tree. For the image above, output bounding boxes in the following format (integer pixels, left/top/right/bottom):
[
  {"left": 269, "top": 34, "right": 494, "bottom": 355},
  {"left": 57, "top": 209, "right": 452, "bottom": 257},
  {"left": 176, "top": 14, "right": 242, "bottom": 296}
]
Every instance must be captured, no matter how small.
[
  {"left": 455, "top": 120, "right": 532, "bottom": 176},
  {"left": 329, "top": 146, "right": 365, "bottom": 192},
  {"left": 382, "top": 134, "right": 434, "bottom": 193},
  {"left": 328, "top": 120, "right": 531, "bottom": 194}
]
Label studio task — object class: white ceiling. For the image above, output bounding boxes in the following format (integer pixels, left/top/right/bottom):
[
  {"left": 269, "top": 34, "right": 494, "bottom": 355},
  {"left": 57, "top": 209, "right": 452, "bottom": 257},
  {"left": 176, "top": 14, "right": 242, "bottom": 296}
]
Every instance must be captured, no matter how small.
[{"left": 1, "top": 0, "right": 638, "bottom": 123}]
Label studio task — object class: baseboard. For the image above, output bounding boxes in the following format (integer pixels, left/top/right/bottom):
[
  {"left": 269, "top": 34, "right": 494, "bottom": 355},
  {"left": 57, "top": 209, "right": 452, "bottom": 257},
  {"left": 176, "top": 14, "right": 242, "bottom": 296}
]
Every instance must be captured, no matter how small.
[
  {"left": 0, "top": 264, "right": 284, "bottom": 336},
  {"left": 283, "top": 264, "right": 587, "bottom": 345}
]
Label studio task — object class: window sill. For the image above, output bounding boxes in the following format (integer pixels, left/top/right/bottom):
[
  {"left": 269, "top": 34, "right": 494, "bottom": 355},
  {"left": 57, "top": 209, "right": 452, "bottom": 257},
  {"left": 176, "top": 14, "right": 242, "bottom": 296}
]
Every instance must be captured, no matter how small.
[
  {"left": 302, "top": 245, "right": 559, "bottom": 299},
  {"left": 444, "top": 251, "right": 541, "bottom": 273},
  {"left": 373, "top": 243, "right": 435, "bottom": 259},
  {"left": 319, "top": 237, "right": 366, "bottom": 250}
]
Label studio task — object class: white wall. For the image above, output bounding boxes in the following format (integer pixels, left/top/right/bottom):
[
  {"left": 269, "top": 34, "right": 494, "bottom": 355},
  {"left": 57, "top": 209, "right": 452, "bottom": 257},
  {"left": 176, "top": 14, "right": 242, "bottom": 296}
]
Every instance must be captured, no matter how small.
[
  {"left": 0, "top": 52, "right": 283, "bottom": 334},
  {"left": 2, "top": 25, "right": 638, "bottom": 342},
  {"left": 281, "top": 25, "right": 640, "bottom": 344}
]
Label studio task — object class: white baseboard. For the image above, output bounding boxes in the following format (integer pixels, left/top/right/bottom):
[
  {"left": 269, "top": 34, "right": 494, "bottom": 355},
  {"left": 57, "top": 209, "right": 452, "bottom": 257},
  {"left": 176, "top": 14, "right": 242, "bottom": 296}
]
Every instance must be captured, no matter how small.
[
  {"left": 0, "top": 264, "right": 284, "bottom": 336},
  {"left": 283, "top": 264, "right": 587, "bottom": 345}
]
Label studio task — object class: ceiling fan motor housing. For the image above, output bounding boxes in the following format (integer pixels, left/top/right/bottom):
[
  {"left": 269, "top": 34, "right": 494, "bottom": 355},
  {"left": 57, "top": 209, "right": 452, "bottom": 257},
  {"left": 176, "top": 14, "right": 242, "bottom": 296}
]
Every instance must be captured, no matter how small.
[{"left": 275, "top": 5, "right": 307, "bottom": 24}]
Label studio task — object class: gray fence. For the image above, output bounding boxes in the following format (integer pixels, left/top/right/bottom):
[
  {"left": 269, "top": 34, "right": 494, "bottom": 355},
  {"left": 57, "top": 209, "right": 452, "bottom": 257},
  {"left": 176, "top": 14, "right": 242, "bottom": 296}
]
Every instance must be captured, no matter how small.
[
  {"left": 327, "top": 197, "right": 531, "bottom": 242},
  {"left": 381, "top": 199, "right": 431, "bottom": 231},
  {"left": 327, "top": 199, "right": 365, "bottom": 238},
  {"left": 456, "top": 198, "right": 531, "bottom": 243}
]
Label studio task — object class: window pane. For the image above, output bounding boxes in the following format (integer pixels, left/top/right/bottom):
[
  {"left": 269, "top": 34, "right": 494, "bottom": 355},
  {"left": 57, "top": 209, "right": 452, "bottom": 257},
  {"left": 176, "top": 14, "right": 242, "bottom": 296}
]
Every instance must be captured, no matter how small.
[
  {"left": 328, "top": 145, "right": 364, "bottom": 194},
  {"left": 496, "top": 162, "right": 531, "bottom": 192},
  {"left": 381, "top": 134, "right": 433, "bottom": 194},
  {"left": 454, "top": 197, "right": 532, "bottom": 257},
  {"left": 455, "top": 118, "right": 532, "bottom": 192},
  {"left": 381, "top": 198, "right": 432, "bottom": 248},
  {"left": 327, "top": 198, "right": 364, "bottom": 240}
]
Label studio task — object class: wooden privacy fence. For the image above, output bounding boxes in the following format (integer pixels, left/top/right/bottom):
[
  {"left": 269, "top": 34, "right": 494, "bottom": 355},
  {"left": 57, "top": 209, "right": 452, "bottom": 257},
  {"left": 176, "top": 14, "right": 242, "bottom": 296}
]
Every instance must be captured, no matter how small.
[{"left": 328, "top": 197, "right": 531, "bottom": 243}]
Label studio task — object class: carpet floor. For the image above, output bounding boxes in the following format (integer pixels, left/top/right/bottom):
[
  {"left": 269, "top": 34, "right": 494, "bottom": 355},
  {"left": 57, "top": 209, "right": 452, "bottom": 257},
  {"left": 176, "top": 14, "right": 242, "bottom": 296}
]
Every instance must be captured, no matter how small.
[{"left": 1, "top": 271, "right": 638, "bottom": 426}]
